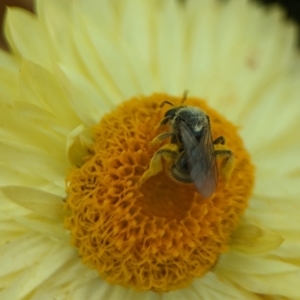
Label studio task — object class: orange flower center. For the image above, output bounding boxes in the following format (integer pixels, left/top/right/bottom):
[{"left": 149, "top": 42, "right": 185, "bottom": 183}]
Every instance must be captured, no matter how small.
[{"left": 64, "top": 93, "right": 255, "bottom": 292}]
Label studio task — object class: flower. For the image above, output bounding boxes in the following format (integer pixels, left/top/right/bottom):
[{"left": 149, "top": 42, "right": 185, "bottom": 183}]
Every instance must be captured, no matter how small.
[{"left": 0, "top": 0, "right": 299, "bottom": 299}]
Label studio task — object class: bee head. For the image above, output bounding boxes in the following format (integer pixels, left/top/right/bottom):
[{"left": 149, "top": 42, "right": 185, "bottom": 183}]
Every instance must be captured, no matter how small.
[{"left": 174, "top": 107, "right": 207, "bottom": 134}]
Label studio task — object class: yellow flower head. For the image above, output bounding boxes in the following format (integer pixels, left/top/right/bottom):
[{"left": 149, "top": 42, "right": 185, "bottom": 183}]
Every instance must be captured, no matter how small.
[
  {"left": 65, "top": 94, "right": 254, "bottom": 292},
  {"left": 0, "top": 0, "right": 299, "bottom": 299}
]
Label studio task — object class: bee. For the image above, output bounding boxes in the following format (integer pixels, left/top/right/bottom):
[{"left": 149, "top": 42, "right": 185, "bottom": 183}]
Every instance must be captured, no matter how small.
[{"left": 139, "top": 94, "right": 234, "bottom": 198}]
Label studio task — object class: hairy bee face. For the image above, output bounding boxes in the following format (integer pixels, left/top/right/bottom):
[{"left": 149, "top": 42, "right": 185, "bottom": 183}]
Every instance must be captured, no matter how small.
[
  {"left": 170, "top": 106, "right": 208, "bottom": 142},
  {"left": 173, "top": 107, "right": 207, "bottom": 131}
]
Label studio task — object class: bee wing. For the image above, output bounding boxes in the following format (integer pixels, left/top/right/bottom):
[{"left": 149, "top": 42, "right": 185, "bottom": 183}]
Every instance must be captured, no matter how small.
[{"left": 179, "top": 121, "right": 217, "bottom": 198}]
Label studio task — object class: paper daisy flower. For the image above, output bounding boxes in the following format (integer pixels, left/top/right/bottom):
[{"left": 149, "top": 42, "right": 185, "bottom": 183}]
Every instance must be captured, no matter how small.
[{"left": 0, "top": 0, "right": 299, "bottom": 299}]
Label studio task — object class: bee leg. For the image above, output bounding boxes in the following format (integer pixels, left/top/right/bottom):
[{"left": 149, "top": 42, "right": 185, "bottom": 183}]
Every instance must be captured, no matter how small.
[
  {"left": 154, "top": 116, "right": 172, "bottom": 130},
  {"left": 150, "top": 132, "right": 174, "bottom": 145},
  {"left": 214, "top": 148, "right": 235, "bottom": 181},
  {"left": 138, "top": 144, "right": 179, "bottom": 186},
  {"left": 156, "top": 107, "right": 183, "bottom": 129},
  {"left": 213, "top": 136, "right": 225, "bottom": 145}
]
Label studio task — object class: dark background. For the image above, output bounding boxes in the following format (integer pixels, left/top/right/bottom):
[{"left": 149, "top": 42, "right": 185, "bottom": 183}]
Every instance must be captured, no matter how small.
[
  {"left": 0, "top": 0, "right": 299, "bottom": 50},
  {"left": 0, "top": 0, "right": 34, "bottom": 50},
  {"left": 256, "top": 0, "right": 300, "bottom": 24}
]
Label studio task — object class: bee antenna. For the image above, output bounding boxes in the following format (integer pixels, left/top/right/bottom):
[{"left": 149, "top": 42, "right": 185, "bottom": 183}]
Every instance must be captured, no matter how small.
[
  {"left": 181, "top": 90, "right": 189, "bottom": 104},
  {"left": 160, "top": 101, "right": 174, "bottom": 108}
]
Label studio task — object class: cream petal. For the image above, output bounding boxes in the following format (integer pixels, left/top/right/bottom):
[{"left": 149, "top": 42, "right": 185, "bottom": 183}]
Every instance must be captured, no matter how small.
[
  {"left": 30, "top": 257, "right": 89, "bottom": 300},
  {"left": 11, "top": 101, "right": 72, "bottom": 148},
  {"left": 72, "top": 278, "right": 159, "bottom": 300},
  {"left": 246, "top": 194, "right": 300, "bottom": 232},
  {"left": 37, "top": 0, "right": 148, "bottom": 102},
  {"left": 120, "top": 0, "right": 157, "bottom": 87},
  {"left": 235, "top": 69, "right": 299, "bottom": 131},
  {"left": 69, "top": 11, "right": 125, "bottom": 104},
  {"left": 253, "top": 141, "right": 300, "bottom": 178},
  {"left": 0, "top": 191, "right": 31, "bottom": 220},
  {"left": 78, "top": 0, "right": 117, "bottom": 32},
  {"left": 81, "top": 18, "right": 148, "bottom": 100},
  {"left": 223, "top": 270, "right": 300, "bottom": 298},
  {"left": 66, "top": 124, "right": 94, "bottom": 167},
  {"left": 1, "top": 186, "right": 66, "bottom": 220},
  {"left": 0, "top": 241, "right": 74, "bottom": 300},
  {"left": 0, "top": 48, "right": 20, "bottom": 71},
  {"left": 57, "top": 64, "right": 112, "bottom": 126},
  {"left": 185, "top": 0, "right": 298, "bottom": 122},
  {"left": 197, "top": 273, "right": 261, "bottom": 300},
  {"left": 0, "top": 220, "right": 26, "bottom": 234},
  {"left": 31, "top": 256, "right": 158, "bottom": 300},
  {"left": 152, "top": 0, "right": 187, "bottom": 94},
  {"left": 218, "top": 251, "right": 299, "bottom": 274},
  {"left": 241, "top": 79, "right": 300, "bottom": 155},
  {"left": 236, "top": 21, "right": 297, "bottom": 119},
  {"left": 0, "top": 232, "right": 50, "bottom": 277},
  {"left": 218, "top": 7, "right": 297, "bottom": 121},
  {"left": 19, "top": 60, "right": 81, "bottom": 127},
  {"left": 0, "top": 142, "right": 66, "bottom": 187},
  {"left": 0, "top": 163, "right": 45, "bottom": 188},
  {"left": 185, "top": 0, "right": 220, "bottom": 96},
  {"left": 16, "top": 216, "right": 69, "bottom": 244},
  {"left": 120, "top": 41, "right": 159, "bottom": 96},
  {"left": 138, "top": 290, "right": 160, "bottom": 300},
  {"left": 163, "top": 272, "right": 260, "bottom": 300},
  {"left": 0, "top": 163, "right": 65, "bottom": 197},
  {"left": 0, "top": 102, "right": 65, "bottom": 159},
  {"left": 161, "top": 284, "right": 205, "bottom": 300},
  {"left": 35, "top": 0, "right": 76, "bottom": 68},
  {"left": 0, "top": 220, "right": 26, "bottom": 246},
  {"left": 75, "top": 0, "right": 159, "bottom": 98},
  {"left": 0, "top": 50, "right": 20, "bottom": 104},
  {"left": 4, "top": 8, "right": 51, "bottom": 69},
  {"left": 254, "top": 170, "right": 300, "bottom": 199},
  {"left": 39, "top": 181, "right": 66, "bottom": 197},
  {"left": 119, "top": 0, "right": 154, "bottom": 66},
  {"left": 230, "top": 224, "right": 284, "bottom": 255},
  {"left": 274, "top": 234, "right": 300, "bottom": 260},
  {"left": 13, "top": 101, "right": 59, "bottom": 125}
]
